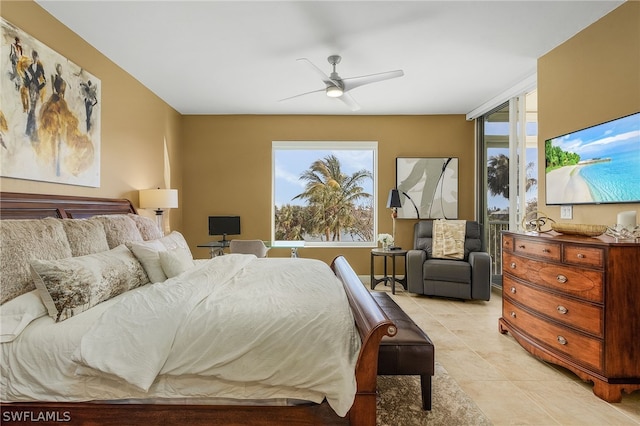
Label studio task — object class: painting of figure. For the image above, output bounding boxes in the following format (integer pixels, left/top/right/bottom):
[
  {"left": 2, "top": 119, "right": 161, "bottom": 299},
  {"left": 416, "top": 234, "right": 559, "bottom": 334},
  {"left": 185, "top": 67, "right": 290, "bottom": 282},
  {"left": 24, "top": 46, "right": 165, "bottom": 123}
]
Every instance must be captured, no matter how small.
[{"left": 0, "top": 18, "right": 100, "bottom": 187}]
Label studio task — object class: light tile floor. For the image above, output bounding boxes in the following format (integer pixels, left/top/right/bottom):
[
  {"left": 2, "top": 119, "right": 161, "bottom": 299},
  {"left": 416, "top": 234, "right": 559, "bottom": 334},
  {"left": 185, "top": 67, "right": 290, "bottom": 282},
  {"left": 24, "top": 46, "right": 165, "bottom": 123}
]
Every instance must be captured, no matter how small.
[{"left": 379, "top": 285, "right": 640, "bottom": 425}]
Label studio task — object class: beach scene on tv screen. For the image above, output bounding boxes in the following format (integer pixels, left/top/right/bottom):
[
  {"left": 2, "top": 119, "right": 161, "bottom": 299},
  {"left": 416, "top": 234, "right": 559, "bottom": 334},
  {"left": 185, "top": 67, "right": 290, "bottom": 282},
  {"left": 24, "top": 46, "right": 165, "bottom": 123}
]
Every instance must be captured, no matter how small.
[{"left": 545, "top": 113, "right": 640, "bottom": 204}]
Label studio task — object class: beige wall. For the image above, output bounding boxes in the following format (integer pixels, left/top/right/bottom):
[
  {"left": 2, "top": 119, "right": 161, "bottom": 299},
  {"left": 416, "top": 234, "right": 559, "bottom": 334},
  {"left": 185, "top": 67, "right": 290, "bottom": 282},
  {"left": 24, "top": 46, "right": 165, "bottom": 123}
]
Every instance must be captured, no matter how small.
[
  {"left": 0, "top": 1, "right": 184, "bottom": 229},
  {"left": 538, "top": 1, "right": 640, "bottom": 226},
  {"left": 181, "top": 115, "right": 474, "bottom": 272},
  {"left": 5, "top": 1, "right": 637, "bottom": 276}
]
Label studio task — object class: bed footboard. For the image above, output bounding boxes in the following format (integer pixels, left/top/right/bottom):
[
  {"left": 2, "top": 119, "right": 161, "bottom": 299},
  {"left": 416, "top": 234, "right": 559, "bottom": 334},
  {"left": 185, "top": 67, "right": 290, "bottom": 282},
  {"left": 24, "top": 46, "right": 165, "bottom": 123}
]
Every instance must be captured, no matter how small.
[{"left": 331, "top": 255, "right": 397, "bottom": 426}]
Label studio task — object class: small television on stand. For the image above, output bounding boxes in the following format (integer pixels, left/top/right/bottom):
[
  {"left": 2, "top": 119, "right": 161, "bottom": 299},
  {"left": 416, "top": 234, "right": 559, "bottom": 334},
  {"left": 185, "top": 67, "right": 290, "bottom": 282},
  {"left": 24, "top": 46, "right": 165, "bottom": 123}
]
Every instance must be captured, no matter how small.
[{"left": 208, "top": 216, "right": 241, "bottom": 244}]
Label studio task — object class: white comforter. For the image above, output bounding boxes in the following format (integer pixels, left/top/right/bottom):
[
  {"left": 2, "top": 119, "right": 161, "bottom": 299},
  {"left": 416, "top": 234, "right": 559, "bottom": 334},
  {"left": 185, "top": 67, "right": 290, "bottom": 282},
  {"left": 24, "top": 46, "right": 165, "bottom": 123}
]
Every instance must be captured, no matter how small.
[{"left": 2, "top": 255, "right": 361, "bottom": 417}]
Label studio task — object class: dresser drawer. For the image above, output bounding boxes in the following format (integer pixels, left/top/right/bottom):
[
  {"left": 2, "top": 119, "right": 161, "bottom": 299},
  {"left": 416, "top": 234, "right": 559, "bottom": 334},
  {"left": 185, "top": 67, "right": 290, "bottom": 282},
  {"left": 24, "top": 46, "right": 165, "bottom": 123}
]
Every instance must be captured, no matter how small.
[
  {"left": 563, "top": 244, "right": 604, "bottom": 269},
  {"left": 503, "top": 276, "right": 603, "bottom": 336},
  {"left": 502, "top": 234, "right": 514, "bottom": 252},
  {"left": 513, "top": 237, "right": 561, "bottom": 261},
  {"left": 503, "top": 252, "right": 603, "bottom": 303},
  {"left": 503, "top": 299, "right": 603, "bottom": 371}
]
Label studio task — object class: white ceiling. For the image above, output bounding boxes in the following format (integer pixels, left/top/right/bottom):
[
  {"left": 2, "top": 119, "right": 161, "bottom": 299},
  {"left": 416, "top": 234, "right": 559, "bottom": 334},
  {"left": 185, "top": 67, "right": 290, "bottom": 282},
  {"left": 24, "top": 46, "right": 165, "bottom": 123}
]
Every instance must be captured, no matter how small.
[{"left": 35, "top": 0, "right": 623, "bottom": 116}]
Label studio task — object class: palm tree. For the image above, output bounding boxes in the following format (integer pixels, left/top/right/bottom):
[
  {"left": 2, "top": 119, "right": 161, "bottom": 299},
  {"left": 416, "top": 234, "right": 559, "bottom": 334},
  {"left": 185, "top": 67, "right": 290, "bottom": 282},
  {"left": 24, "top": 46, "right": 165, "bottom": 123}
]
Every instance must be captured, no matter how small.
[
  {"left": 293, "top": 155, "right": 372, "bottom": 241},
  {"left": 487, "top": 154, "right": 537, "bottom": 199}
]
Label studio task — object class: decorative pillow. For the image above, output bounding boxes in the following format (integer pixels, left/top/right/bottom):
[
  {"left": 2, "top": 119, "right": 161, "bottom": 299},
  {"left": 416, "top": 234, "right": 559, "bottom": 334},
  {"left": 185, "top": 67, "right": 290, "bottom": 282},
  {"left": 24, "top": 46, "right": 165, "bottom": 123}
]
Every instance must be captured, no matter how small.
[
  {"left": 128, "top": 239, "right": 169, "bottom": 283},
  {"left": 158, "top": 231, "right": 190, "bottom": 252},
  {"left": 432, "top": 219, "right": 467, "bottom": 260},
  {"left": 62, "top": 219, "right": 110, "bottom": 257},
  {"left": 0, "top": 218, "right": 73, "bottom": 304},
  {"left": 159, "top": 247, "right": 195, "bottom": 278},
  {"left": 0, "top": 290, "right": 48, "bottom": 343},
  {"left": 90, "top": 215, "right": 143, "bottom": 249},
  {"left": 128, "top": 213, "right": 163, "bottom": 241},
  {"left": 30, "top": 245, "right": 149, "bottom": 322}
]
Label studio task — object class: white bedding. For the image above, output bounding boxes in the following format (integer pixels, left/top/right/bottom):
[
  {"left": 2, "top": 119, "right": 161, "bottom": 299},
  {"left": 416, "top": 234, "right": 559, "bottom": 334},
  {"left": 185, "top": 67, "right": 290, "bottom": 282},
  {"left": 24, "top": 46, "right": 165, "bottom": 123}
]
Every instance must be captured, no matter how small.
[{"left": 1, "top": 255, "right": 361, "bottom": 417}]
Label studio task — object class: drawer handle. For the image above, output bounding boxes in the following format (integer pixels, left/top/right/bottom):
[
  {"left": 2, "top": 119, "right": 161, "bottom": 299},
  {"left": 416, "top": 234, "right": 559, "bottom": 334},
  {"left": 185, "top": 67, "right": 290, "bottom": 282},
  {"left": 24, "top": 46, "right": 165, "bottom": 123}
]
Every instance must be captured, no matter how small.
[
  {"left": 510, "top": 287, "right": 517, "bottom": 294},
  {"left": 510, "top": 262, "right": 517, "bottom": 269},
  {"left": 557, "top": 305, "right": 568, "bottom": 315},
  {"left": 542, "top": 248, "right": 550, "bottom": 253},
  {"left": 510, "top": 311, "right": 516, "bottom": 318},
  {"left": 518, "top": 245, "right": 525, "bottom": 249},
  {"left": 556, "top": 274, "right": 568, "bottom": 283},
  {"left": 577, "top": 253, "right": 585, "bottom": 259},
  {"left": 557, "top": 336, "right": 568, "bottom": 345}
]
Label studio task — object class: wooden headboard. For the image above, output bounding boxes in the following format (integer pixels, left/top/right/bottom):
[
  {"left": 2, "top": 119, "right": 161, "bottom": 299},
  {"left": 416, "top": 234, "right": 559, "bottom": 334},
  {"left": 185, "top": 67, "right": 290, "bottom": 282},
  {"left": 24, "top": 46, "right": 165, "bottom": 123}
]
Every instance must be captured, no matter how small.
[{"left": 0, "top": 192, "right": 137, "bottom": 220}]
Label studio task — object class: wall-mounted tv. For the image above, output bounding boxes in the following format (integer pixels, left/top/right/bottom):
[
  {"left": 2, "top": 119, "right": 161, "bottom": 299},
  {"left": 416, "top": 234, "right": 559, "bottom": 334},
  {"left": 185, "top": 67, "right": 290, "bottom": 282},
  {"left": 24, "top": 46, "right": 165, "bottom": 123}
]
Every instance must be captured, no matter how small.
[
  {"left": 208, "top": 216, "right": 241, "bottom": 242},
  {"left": 545, "top": 112, "right": 640, "bottom": 205}
]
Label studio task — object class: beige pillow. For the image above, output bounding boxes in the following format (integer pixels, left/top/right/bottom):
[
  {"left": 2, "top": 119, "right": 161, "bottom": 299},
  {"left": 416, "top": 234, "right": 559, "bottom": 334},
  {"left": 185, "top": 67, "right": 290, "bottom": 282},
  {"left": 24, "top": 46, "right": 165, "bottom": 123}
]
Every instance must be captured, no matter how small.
[
  {"left": 159, "top": 247, "right": 195, "bottom": 278},
  {"left": 30, "top": 245, "right": 149, "bottom": 322},
  {"left": 62, "top": 219, "right": 110, "bottom": 257},
  {"left": 128, "top": 213, "right": 163, "bottom": 241},
  {"left": 0, "top": 218, "right": 73, "bottom": 304},
  {"left": 90, "top": 215, "right": 143, "bottom": 248}
]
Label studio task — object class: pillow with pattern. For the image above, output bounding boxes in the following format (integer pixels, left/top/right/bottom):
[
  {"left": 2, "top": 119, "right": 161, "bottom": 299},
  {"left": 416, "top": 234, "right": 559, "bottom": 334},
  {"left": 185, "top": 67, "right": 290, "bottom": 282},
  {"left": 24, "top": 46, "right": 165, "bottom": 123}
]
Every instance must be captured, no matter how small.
[{"left": 30, "top": 245, "right": 149, "bottom": 322}]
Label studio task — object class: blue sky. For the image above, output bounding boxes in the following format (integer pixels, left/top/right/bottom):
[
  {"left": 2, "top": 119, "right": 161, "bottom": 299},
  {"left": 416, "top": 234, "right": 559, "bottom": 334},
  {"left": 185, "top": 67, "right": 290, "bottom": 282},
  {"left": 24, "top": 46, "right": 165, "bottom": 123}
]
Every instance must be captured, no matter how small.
[
  {"left": 548, "top": 112, "right": 639, "bottom": 159},
  {"left": 274, "top": 148, "right": 374, "bottom": 208}
]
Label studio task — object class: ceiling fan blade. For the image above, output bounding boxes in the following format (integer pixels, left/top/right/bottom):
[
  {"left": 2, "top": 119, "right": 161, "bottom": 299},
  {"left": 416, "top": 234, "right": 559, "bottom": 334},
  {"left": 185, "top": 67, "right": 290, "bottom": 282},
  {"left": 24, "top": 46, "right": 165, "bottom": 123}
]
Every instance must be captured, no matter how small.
[
  {"left": 279, "top": 87, "right": 325, "bottom": 102},
  {"left": 297, "top": 58, "right": 341, "bottom": 87},
  {"left": 342, "top": 69, "right": 404, "bottom": 92},
  {"left": 337, "top": 92, "right": 361, "bottom": 111}
]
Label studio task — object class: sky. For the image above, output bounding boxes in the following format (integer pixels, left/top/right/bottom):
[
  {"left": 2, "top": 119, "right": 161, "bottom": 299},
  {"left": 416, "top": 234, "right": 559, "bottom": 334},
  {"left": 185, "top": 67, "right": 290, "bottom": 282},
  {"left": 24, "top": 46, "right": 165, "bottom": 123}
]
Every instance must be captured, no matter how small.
[
  {"left": 548, "top": 112, "right": 639, "bottom": 159},
  {"left": 274, "top": 147, "right": 375, "bottom": 208}
]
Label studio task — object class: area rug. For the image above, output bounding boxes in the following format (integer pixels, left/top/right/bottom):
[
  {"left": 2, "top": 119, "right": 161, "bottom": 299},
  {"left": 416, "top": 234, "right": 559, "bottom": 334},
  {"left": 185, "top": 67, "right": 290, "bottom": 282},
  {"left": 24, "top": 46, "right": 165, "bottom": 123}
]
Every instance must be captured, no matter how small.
[{"left": 377, "top": 362, "right": 492, "bottom": 425}]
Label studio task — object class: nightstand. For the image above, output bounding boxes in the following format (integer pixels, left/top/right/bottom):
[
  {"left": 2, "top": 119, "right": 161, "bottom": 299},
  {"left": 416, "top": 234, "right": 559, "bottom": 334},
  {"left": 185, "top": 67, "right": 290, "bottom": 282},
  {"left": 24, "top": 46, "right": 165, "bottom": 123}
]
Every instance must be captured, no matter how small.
[{"left": 370, "top": 248, "right": 407, "bottom": 294}]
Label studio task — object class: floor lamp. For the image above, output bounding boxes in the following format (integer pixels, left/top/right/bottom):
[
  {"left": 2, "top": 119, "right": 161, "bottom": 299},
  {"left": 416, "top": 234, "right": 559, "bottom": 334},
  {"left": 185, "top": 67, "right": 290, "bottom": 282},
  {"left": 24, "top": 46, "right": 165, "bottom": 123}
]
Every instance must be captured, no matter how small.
[{"left": 139, "top": 188, "right": 178, "bottom": 235}]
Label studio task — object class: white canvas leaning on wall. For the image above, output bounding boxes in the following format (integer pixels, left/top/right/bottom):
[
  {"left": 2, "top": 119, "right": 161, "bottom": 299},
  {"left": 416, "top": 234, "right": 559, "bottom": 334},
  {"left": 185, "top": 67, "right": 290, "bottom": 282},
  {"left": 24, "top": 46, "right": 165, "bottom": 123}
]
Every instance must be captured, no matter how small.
[
  {"left": 396, "top": 157, "right": 459, "bottom": 219},
  {"left": 0, "top": 18, "right": 101, "bottom": 187}
]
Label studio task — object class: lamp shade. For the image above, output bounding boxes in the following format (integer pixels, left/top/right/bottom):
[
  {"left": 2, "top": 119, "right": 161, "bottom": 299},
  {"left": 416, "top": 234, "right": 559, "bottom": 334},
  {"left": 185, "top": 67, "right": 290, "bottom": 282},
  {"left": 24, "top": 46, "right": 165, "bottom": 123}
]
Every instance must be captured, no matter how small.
[
  {"left": 139, "top": 189, "right": 178, "bottom": 210},
  {"left": 387, "top": 189, "right": 402, "bottom": 208}
]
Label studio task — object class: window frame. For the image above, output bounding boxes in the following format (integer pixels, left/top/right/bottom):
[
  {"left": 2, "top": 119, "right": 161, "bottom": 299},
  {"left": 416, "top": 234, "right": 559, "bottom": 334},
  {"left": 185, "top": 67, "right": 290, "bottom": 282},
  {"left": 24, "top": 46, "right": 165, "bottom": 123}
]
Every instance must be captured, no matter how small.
[{"left": 272, "top": 140, "right": 378, "bottom": 248}]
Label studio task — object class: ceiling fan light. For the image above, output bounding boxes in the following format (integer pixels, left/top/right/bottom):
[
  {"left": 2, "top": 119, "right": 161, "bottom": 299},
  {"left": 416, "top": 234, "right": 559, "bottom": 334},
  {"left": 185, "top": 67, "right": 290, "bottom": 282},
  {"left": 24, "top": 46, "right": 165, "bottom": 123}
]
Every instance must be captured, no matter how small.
[{"left": 326, "top": 85, "right": 343, "bottom": 98}]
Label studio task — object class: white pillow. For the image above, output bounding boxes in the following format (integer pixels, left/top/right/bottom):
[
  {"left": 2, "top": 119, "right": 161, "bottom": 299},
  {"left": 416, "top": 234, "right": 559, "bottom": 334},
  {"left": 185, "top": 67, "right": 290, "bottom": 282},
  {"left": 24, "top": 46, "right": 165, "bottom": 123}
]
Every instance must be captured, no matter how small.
[
  {"left": 128, "top": 231, "right": 193, "bottom": 283},
  {"left": 128, "top": 239, "right": 168, "bottom": 283},
  {"left": 159, "top": 231, "right": 191, "bottom": 252},
  {"left": 159, "top": 247, "right": 195, "bottom": 278},
  {"left": 0, "top": 290, "right": 48, "bottom": 343}
]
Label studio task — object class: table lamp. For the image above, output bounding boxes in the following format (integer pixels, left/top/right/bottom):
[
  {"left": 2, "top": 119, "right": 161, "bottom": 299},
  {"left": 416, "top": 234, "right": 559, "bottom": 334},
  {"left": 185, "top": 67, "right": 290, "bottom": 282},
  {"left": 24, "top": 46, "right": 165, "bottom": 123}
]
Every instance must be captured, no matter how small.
[
  {"left": 139, "top": 188, "right": 178, "bottom": 235},
  {"left": 387, "top": 189, "right": 402, "bottom": 243}
]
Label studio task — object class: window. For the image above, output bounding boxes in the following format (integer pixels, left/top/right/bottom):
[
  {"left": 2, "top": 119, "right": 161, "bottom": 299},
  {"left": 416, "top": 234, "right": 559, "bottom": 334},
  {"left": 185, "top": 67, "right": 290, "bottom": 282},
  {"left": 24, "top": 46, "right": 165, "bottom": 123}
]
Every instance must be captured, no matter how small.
[{"left": 272, "top": 141, "right": 377, "bottom": 247}]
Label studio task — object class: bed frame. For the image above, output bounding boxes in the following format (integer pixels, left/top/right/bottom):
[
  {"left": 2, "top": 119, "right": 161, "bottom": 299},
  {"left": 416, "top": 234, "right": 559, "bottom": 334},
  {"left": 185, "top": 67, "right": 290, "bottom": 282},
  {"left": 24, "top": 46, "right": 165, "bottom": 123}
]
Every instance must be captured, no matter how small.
[{"left": 0, "top": 192, "right": 396, "bottom": 426}]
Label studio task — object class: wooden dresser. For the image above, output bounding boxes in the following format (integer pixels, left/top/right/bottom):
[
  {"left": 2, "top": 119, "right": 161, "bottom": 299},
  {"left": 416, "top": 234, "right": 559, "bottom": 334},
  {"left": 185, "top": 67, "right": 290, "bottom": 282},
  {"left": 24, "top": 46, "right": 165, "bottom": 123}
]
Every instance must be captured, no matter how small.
[{"left": 499, "top": 231, "right": 640, "bottom": 402}]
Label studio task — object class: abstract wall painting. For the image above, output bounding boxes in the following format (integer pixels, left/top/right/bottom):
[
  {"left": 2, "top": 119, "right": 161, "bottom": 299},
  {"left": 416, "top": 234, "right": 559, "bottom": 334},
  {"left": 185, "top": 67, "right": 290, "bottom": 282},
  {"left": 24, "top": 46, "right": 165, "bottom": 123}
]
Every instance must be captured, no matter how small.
[
  {"left": 396, "top": 157, "right": 459, "bottom": 219},
  {"left": 0, "top": 18, "right": 100, "bottom": 187}
]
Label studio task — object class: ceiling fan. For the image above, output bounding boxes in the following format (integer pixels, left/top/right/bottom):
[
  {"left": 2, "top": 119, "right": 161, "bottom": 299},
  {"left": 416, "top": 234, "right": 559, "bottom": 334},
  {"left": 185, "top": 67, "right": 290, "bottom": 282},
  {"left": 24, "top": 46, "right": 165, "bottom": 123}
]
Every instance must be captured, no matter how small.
[{"left": 280, "top": 55, "right": 404, "bottom": 111}]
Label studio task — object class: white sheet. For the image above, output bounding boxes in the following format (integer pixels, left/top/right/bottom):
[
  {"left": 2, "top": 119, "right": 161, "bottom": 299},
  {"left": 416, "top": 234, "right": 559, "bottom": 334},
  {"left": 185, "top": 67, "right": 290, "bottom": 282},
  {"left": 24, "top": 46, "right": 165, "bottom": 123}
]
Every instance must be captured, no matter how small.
[{"left": 1, "top": 255, "right": 360, "bottom": 417}]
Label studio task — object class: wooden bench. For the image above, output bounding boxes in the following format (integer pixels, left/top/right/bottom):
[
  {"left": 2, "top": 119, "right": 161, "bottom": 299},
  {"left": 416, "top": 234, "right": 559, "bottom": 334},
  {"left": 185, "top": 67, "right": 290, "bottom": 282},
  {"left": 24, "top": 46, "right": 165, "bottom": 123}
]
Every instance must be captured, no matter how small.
[{"left": 371, "top": 291, "right": 435, "bottom": 410}]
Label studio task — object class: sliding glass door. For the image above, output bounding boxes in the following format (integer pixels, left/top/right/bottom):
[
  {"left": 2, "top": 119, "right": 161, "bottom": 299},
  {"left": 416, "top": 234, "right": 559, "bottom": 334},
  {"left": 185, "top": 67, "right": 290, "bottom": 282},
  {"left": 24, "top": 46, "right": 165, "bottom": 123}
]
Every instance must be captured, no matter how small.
[{"left": 478, "top": 91, "right": 538, "bottom": 287}]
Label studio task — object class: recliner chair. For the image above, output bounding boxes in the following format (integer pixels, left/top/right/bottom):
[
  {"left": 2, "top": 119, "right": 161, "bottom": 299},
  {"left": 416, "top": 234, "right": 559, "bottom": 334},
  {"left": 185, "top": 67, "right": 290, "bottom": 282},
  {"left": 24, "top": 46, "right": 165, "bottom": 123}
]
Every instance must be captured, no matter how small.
[{"left": 406, "top": 220, "right": 491, "bottom": 301}]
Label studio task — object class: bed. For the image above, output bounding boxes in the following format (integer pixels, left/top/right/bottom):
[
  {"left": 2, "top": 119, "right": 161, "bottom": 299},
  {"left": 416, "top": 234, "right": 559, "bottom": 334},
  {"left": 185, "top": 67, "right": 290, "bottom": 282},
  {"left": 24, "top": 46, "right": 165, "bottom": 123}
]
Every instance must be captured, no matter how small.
[{"left": 0, "top": 192, "right": 396, "bottom": 425}]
